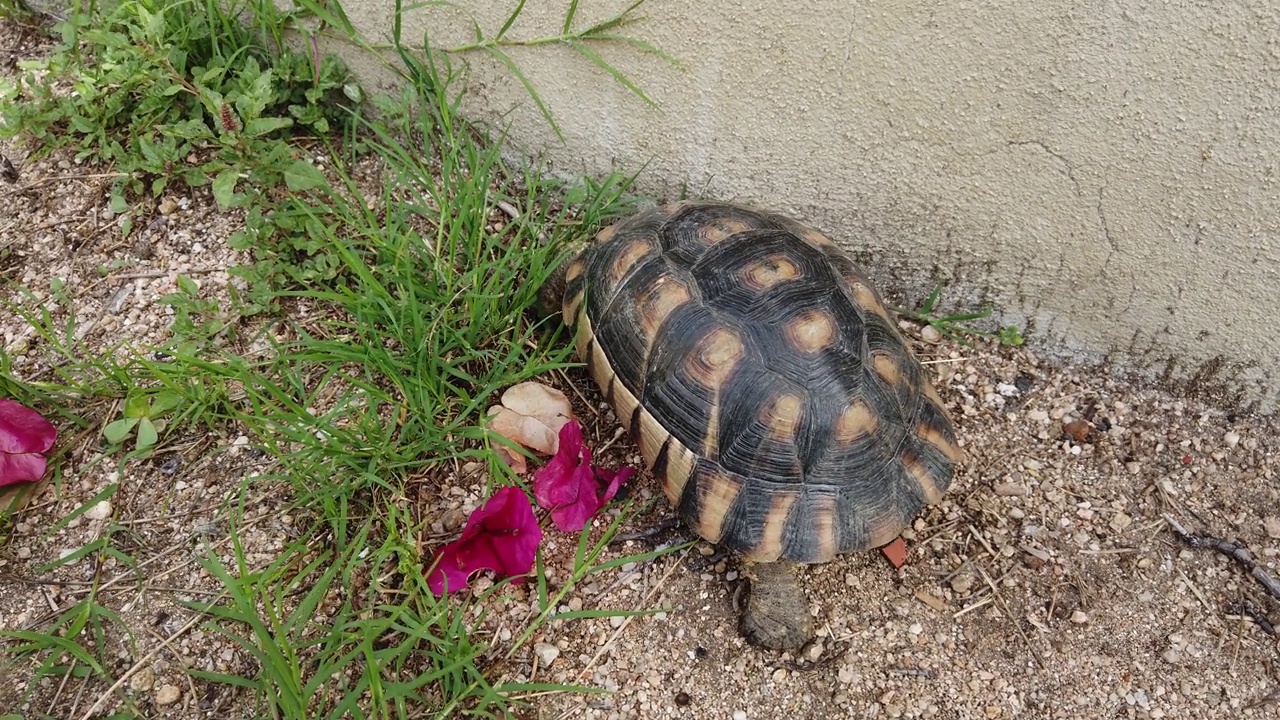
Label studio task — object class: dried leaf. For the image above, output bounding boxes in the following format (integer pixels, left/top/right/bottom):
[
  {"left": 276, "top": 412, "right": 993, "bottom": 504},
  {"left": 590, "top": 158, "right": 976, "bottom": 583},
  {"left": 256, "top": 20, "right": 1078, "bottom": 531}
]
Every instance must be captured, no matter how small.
[
  {"left": 501, "top": 381, "right": 574, "bottom": 433},
  {"left": 488, "top": 405, "right": 558, "bottom": 456}
]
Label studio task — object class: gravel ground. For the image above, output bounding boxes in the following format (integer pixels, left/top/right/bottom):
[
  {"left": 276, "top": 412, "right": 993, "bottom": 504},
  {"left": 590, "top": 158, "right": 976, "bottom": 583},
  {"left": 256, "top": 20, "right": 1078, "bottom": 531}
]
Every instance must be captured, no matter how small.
[{"left": 3, "top": 19, "right": 1280, "bottom": 720}]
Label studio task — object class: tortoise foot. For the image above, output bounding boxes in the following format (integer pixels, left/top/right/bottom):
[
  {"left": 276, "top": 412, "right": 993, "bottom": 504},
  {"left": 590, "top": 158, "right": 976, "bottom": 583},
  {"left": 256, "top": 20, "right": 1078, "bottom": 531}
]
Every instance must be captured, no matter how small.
[{"left": 739, "top": 560, "right": 814, "bottom": 651}]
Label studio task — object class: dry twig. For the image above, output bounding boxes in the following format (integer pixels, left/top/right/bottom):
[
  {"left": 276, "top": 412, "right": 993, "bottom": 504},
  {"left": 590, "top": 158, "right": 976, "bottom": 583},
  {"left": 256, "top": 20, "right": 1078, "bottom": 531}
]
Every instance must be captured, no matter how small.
[{"left": 1164, "top": 515, "right": 1280, "bottom": 601}]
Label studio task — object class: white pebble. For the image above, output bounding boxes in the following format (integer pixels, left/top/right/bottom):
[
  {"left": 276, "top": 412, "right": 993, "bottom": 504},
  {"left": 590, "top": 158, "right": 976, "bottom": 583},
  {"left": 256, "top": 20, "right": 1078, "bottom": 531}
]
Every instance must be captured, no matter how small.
[
  {"left": 1070, "top": 610, "right": 1089, "bottom": 624},
  {"left": 534, "top": 642, "right": 560, "bottom": 667},
  {"left": 733, "top": 712, "right": 748, "bottom": 720},
  {"left": 84, "top": 500, "right": 112, "bottom": 520},
  {"left": 1224, "top": 431, "right": 1240, "bottom": 448}
]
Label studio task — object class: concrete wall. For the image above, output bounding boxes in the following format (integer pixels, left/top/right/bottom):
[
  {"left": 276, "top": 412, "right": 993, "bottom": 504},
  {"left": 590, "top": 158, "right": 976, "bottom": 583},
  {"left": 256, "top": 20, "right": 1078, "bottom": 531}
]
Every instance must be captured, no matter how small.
[{"left": 347, "top": 0, "right": 1280, "bottom": 410}]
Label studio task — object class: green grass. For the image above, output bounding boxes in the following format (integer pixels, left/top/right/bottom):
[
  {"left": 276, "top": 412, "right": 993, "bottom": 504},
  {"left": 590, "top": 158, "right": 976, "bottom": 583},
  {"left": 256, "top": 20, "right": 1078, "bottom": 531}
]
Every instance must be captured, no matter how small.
[
  {"left": 893, "top": 282, "right": 1026, "bottom": 348},
  {"left": 0, "top": 0, "right": 33, "bottom": 21},
  {"left": 0, "top": 0, "right": 680, "bottom": 717}
]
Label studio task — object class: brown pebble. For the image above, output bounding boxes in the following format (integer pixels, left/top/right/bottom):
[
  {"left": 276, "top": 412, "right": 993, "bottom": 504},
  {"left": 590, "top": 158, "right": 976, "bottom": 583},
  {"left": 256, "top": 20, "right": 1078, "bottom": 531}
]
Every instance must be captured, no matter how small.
[
  {"left": 155, "top": 684, "right": 181, "bottom": 705},
  {"left": 993, "top": 483, "right": 1027, "bottom": 497},
  {"left": 1063, "top": 419, "right": 1092, "bottom": 443},
  {"left": 675, "top": 691, "right": 692, "bottom": 706}
]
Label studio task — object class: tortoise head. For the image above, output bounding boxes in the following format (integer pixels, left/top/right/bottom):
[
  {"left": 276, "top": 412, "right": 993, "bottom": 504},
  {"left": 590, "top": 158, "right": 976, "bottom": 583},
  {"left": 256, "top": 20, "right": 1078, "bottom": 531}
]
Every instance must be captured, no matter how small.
[
  {"left": 537, "top": 240, "right": 592, "bottom": 324},
  {"left": 537, "top": 252, "right": 574, "bottom": 321}
]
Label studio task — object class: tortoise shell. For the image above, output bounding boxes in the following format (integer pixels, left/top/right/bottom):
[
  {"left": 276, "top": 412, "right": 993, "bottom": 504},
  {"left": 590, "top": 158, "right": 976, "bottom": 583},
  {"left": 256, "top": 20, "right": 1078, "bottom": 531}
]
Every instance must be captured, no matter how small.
[{"left": 559, "top": 202, "right": 959, "bottom": 563}]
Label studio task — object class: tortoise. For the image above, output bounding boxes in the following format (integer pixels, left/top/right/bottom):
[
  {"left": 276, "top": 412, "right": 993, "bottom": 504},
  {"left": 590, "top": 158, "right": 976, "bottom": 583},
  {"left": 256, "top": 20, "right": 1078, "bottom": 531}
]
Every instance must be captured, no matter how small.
[{"left": 541, "top": 201, "right": 960, "bottom": 650}]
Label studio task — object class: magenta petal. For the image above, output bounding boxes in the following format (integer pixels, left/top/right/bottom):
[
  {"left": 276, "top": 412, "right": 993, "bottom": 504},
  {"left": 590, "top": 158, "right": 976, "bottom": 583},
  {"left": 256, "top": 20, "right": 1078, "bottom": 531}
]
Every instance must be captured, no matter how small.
[
  {"left": 0, "top": 399, "right": 57, "bottom": 455},
  {"left": 426, "top": 544, "right": 478, "bottom": 596},
  {"left": 597, "top": 466, "right": 635, "bottom": 506},
  {"left": 427, "top": 486, "right": 542, "bottom": 597},
  {"left": 547, "top": 464, "right": 603, "bottom": 532},
  {"left": 533, "top": 421, "right": 588, "bottom": 510},
  {"left": 476, "top": 486, "right": 542, "bottom": 577},
  {"left": 0, "top": 452, "right": 48, "bottom": 488}
]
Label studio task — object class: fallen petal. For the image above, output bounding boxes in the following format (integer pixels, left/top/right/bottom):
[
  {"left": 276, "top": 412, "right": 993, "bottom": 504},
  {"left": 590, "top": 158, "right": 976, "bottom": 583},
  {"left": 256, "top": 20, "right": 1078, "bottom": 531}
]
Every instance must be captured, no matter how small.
[
  {"left": 0, "top": 452, "right": 48, "bottom": 488},
  {"left": 427, "top": 486, "right": 542, "bottom": 596},
  {"left": 426, "top": 543, "right": 479, "bottom": 596},
  {"left": 495, "top": 446, "right": 528, "bottom": 474},
  {"left": 533, "top": 422, "right": 588, "bottom": 511},
  {"left": 597, "top": 466, "right": 635, "bottom": 506},
  {"left": 0, "top": 399, "right": 57, "bottom": 455}
]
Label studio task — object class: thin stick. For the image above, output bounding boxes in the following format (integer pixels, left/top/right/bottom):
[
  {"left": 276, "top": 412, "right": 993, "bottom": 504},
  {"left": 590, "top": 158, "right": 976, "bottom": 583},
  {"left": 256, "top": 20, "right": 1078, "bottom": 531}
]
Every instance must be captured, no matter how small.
[
  {"left": 110, "top": 267, "right": 223, "bottom": 280},
  {"left": 1164, "top": 514, "right": 1280, "bottom": 600}
]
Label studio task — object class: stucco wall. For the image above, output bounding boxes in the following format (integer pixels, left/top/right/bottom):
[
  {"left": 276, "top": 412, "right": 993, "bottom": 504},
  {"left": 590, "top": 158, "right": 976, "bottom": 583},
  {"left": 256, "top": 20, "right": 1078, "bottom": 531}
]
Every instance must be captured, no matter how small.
[{"left": 346, "top": 0, "right": 1280, "bottom": 410}]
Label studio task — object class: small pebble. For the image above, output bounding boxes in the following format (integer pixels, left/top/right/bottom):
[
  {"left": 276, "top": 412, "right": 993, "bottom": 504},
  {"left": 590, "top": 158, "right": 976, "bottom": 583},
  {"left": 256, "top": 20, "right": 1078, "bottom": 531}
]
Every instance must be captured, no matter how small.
[
  {"left": 733, "top": 711, "right": 748, "bottom": 720},
  {"left": 1263, "top": 517, "right": 1280, "bottom": 539},
  {"left": 84, "top": 500, "right": 112, "bottom": 520},
  {"left": 1070, "top": 610, "right": 1089, "bottom": 624},
  {"left": 993, "top": 483, "right": 1027, "bottom": 497},
  {"left": 1026, "top": 409, "right": 1049, "bottom": 422},
  {"left": 1224, "top": 430, "right": 1240, "bottom": 448},
  {"left": 534, "top": 642, "right": 560, "bottom": 667},
  {"left": 920, "top": 325, "right": 942, "bottom": 343},
  {"left": 950, "top": 573, "right": 974, "bottom": 595},
  {"left": 1109, "top": 512, "right": 1133, "bottom": 532},
  {"left": 155, "top": 684, "right": 181, "bottom": 705},
  {"left": 129, "top": 667, "right": 155, "bottom": 692},
  {"left": 1063, "top": 419, "right": 1091, "bottom": 442}
]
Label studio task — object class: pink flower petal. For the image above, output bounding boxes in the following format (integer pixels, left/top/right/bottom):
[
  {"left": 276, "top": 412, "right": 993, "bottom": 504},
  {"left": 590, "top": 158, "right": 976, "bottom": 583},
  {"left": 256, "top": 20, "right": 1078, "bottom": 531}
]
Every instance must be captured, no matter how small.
[
  {"left": 533, "top": 421, "right": 587, "bottom": 510},
  {"left": 426, "top": 542, "right": 479, "bottom": 596},
  {"left": 0, "top": 399, "right": 57, "bottom": 455},
  {"left": 0, "top": 399, "right": 56, "bottom": 487},
  {"left": 427, "top": 486, "right": 542, "bottom": 597},
  {"left": 533, "top": 421, "right": 637, "bottom": 533},
  {"left": 597, "top": 466, "right": 634, "bottom": 506},
  {"left": 0, "top": 452, "right": 48, "bottom": 488},
  {"left": 547, "top": 464, "right": 602, "bottom": 532}
]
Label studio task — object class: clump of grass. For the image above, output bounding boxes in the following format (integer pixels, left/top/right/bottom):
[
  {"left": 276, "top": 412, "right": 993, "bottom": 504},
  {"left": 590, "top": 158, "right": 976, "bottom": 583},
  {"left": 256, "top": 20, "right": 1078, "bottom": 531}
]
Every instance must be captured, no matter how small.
[
  {"left": 894, "top": 282, "right": 1026, "bottom": 347},
  {"left": 0, "top": 0, "right": 361, "bottom": 228},
  {"left": 0, "top": 0, "right": 34, "bottom": 21}
]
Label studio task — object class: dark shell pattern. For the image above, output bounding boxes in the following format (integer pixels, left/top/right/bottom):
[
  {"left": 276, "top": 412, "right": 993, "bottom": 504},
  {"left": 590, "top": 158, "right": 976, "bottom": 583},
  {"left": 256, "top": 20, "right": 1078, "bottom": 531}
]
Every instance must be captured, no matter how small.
[{"left": 561, "top": 202, "right": 960, "bottom": 563}]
